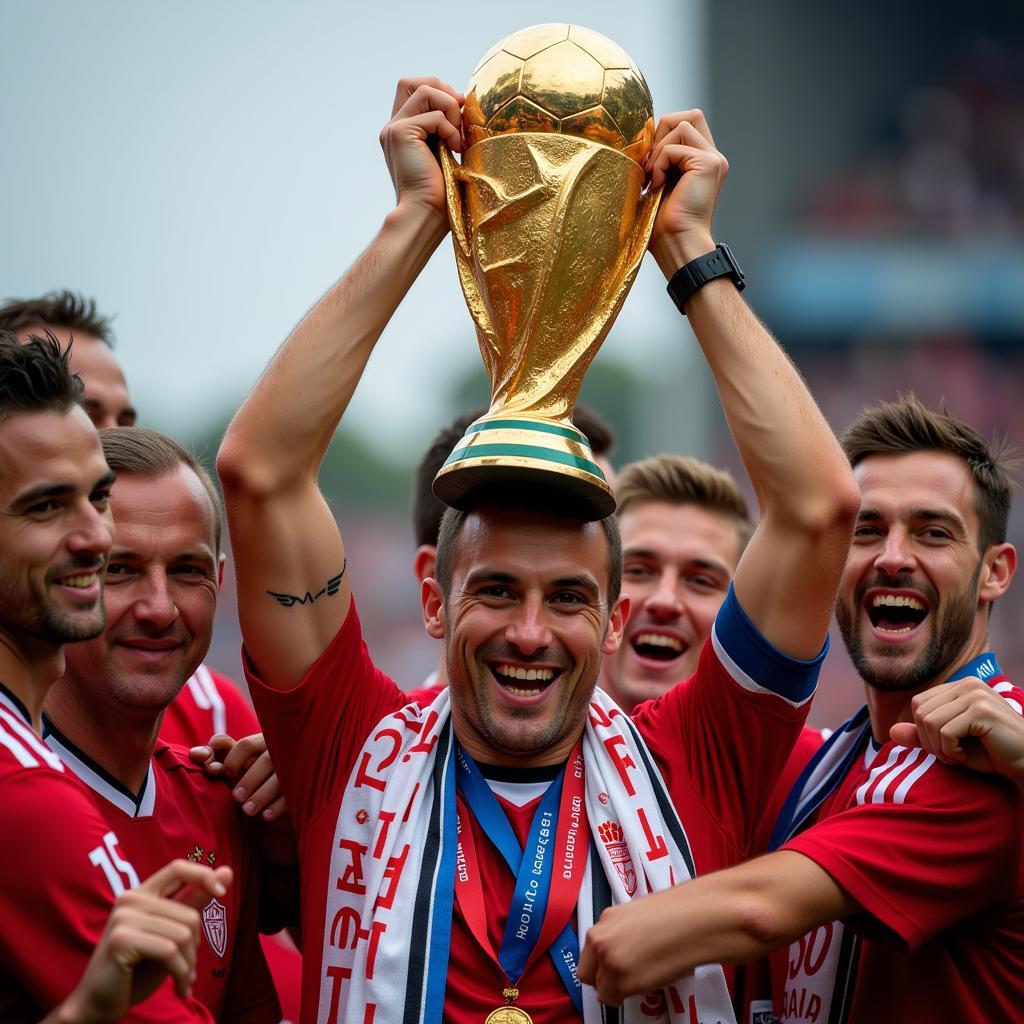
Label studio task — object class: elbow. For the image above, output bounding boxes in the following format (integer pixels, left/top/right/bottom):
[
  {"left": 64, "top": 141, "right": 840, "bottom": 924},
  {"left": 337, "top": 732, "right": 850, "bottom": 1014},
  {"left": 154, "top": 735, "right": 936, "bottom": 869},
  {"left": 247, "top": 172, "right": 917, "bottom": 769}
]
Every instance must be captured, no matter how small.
[
  {"left": 786, "top": 475, "right": 861, "bottom": 541},
  {"left": 733, "top": 893, "right": 794, "bottom": 958},
  {"left": 217, "top": 432, "right": 285, "bottom": 501}
]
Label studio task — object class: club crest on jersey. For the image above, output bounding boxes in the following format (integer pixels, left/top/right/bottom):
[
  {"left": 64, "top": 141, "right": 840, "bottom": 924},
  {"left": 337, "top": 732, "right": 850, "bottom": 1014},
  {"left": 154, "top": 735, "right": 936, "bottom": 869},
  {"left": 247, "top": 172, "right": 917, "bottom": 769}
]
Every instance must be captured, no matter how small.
[
  {"left": 186, "top": 844, "right": 216, "bottom": 866},
  {"left": 597, "top": 821, "right": 637, "bottom": 895},
  {"left": 202, "top": 899, "right": 228, "bottom": 959}
]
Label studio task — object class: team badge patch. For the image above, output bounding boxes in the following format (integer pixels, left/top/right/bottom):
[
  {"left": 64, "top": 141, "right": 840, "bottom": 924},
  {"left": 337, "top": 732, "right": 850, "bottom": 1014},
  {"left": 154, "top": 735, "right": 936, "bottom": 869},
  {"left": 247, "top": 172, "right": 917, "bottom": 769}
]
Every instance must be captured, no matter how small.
[
  {"left": 597, "top": 821, "right": 637, "bottom": 895},
  {"left": 202, "top": 898, "right": 228, "bottom": 959}
]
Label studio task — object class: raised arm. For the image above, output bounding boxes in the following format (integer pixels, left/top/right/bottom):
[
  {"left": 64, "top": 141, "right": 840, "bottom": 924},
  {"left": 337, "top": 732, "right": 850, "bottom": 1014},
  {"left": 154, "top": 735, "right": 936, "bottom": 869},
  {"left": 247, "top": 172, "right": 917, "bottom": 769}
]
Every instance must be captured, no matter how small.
[
  {"left": 647, "top": 112, "right": 860, "bottom": 658},
  {"left": 578, "top": 850, "right": 855, "bottom": 1006},
  {"left": 216, "top": 78, "right": 462, "bottom": 690}
]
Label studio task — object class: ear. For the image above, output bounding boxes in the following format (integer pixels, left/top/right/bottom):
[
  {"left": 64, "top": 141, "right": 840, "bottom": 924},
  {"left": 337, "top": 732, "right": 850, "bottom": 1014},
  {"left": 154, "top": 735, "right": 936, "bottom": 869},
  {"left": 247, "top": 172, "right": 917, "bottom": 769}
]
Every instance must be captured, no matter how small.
[
  {"left": 979, "top": 543, "right": 1016, "bottom": 605},
  {"left": 414, "top": 544, "right": 437, "bottom": 585},
  {"left": 217, "top": 552, "right": 226, "bottom": 591},
  {"left": 603, "top": 594, "right": 630, "bottom": 656},
  {"left": 422, "top": 576, "right": 446, "bottom": 640}
]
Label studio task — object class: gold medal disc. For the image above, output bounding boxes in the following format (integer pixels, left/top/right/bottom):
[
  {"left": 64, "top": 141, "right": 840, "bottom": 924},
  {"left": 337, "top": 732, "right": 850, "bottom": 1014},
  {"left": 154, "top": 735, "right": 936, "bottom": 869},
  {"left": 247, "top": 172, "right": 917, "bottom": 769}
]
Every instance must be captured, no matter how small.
[{"left": 483, "top": 1007, "right": 533, "bottom": 1024}]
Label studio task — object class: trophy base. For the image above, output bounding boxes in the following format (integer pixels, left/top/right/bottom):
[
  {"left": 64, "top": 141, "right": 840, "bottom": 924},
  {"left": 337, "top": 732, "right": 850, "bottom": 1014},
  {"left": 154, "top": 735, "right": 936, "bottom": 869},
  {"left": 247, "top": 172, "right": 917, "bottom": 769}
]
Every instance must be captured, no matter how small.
[{"left": 433, "top": 416, "right": 615, "bottom": 521}]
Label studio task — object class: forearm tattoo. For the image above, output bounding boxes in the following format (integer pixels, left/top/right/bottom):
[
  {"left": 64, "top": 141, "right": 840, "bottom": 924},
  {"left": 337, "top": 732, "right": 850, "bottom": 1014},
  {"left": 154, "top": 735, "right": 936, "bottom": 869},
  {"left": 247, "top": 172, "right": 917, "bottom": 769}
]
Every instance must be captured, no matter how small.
[{"left": 266, "top": 560, "right": 347, "bottom": 608}]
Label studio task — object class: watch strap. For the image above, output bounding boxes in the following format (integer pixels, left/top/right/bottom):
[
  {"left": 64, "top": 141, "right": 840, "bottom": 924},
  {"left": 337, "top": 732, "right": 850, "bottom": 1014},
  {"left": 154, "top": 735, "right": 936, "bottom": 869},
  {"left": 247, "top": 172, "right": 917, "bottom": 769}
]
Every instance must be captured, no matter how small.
[{"left": 666, "top": 243, "right": 746, "bottom": 315}]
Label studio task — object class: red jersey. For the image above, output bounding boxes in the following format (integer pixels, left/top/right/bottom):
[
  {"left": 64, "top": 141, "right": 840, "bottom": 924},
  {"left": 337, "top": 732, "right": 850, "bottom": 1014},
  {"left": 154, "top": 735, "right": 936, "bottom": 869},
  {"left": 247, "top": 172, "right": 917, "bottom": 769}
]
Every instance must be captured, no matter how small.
[
  {"left": 162, "top": 663, "right": 261, "bottom": 747},
  {"left": 43, "top": 723, "right": 281, "bottom": 1024},
  {"left": 0, "top": 687, "right": 216, "bottom": 1023},
  {"left": 246, "top": 588, "right": 822, "bottom": 1024},
  {"left": 775, "top": 714, "right": 1024, "bottom": 1023}
]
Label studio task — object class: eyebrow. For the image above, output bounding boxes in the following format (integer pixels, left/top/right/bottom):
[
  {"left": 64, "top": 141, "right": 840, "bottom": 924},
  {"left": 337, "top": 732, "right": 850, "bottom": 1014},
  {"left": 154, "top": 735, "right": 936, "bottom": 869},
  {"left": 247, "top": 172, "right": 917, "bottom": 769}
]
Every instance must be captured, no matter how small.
[
  {"left": 551, "top": 574, "right": 601, "bottom": 598},
  {"left": 12, "top": 470, "right": 116, "bottom": 509},
  {"left": 623, "top": 547, "right": 731, "bottom": 576}
]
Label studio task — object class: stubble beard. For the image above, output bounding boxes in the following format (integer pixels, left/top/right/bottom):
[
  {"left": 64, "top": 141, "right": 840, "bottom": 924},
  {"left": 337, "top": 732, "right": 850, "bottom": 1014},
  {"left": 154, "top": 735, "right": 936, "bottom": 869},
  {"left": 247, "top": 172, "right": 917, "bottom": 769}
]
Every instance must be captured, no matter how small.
[
  {"left": 836, "top": 563, "right": 981, "bottom": 693},
  {"left": 0, "top": 573, "right": 106, "bottom": 647},
  {"left": 448, "top": 642, "right": 598, "bottom": 761}
]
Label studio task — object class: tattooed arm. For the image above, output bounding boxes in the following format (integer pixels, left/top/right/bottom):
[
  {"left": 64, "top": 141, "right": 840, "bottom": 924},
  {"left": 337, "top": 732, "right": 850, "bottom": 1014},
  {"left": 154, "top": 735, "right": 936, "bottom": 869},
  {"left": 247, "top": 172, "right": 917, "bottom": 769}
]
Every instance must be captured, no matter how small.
[{"left": 217, "top": 77, "right": 463, "bottom": 691}]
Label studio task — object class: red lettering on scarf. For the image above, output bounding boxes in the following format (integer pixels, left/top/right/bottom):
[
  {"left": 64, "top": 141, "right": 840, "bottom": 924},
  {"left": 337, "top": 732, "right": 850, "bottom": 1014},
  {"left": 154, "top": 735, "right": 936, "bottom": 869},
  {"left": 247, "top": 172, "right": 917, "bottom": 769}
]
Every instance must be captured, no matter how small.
[
  {"left": 354, "top": 751, "right": 387, "bottom": 791},
  {"left": 373, "top": 810, "right": 395, "bottom": 858},
  {"left": 335, "top": 839, "right": 368, "bottom": 895},
  {"left": 603, "top": 735, "right": 637, "bottom": 796},
  {"left": 329, "top": 905, "right": 361, "bottom": 948},
  {"left": 374, "top": 844, "right": 411, "bottom": 911},
  {"left": 357, "top": 920, "right": 388, "bottom": 978},
  {"left": 407, "top": 710, "right": 439, "bottom": 756},
  {"left": 402, "top": 783, "right": 420, "bottom": 822},
  {"left": 324, "top": 965, "right": 351, "bottom": 1024},
  {"left": 391, "top": 709, "right": 424, "bottom": 732},
  {"left": 637, "top": 807, "right": 668, "bottom": 861}
]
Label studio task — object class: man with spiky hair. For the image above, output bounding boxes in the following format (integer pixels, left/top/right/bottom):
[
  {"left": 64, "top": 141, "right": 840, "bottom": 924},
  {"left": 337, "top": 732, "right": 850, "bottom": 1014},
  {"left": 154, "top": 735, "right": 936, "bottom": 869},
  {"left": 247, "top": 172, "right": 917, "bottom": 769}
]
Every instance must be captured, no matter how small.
[
  {"left": 0, "top": 331, "right": 231, "bottom": 1023},
  {"left": 580, "top": 397, "right": 1024, "bottom": 1024},
  {"left": 0, "top": 291, "right": 136, "bottom": 430}
]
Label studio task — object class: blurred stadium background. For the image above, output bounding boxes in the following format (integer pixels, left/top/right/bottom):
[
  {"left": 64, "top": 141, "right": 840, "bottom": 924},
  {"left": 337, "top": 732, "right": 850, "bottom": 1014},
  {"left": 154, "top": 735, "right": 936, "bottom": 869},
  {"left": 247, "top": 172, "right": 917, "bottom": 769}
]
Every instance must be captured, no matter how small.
[{"left": 3, "top": 0, "right": 1022, "bottom": 727}]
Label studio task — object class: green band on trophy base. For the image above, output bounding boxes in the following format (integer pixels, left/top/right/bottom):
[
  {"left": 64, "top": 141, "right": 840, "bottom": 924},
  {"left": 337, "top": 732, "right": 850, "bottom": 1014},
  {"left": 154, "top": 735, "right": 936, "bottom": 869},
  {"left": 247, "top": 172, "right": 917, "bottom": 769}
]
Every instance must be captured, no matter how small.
[{"left": 433, "top": 416, "right": 614, "bottom": 520}]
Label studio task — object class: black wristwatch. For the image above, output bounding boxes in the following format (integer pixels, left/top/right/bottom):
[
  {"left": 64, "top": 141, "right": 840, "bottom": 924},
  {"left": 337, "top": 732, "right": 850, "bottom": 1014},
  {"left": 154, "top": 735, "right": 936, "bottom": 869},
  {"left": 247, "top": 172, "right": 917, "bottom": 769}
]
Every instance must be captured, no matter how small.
[{"left": 666, "top": 243, "right": 745, "bottom": 315}]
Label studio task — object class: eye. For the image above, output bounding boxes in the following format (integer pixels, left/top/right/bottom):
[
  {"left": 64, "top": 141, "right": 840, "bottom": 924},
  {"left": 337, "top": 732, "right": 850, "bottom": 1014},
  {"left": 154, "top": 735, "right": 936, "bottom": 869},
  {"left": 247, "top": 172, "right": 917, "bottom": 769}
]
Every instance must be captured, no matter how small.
[
  {"left": 551, "top": 590, "right": 586, "bottom": 606},
  {"left": 90, "top": 489, "right": 112, "bottom": 510},
  {"left": 853, "top": 524, "right": 883, "bottom": 539},
  {"left": 26, "top": 499, "right": 61, "bottom": 515},
  {"left": 105, "top": 563, "right": 133, "bottom": 579},
  {"left": 921, "top": 527, "right": 952, "bottom": 541},
  {"left": 477, "top": 584, "right": 512, "bottom": 600},
  {"left": 688, "top": 575, "right": 720, "bottom": 591},
  {"left": 623, "top": 563, "right": 654, "bottom": 579}
]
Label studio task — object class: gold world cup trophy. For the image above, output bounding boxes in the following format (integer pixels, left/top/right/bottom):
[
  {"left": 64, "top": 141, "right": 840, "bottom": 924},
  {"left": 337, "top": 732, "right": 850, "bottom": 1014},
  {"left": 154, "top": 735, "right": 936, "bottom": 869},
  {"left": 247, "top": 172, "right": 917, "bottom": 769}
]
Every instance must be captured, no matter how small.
[{"left": 433, "top": 24, "right": 661, "bottom": 520}]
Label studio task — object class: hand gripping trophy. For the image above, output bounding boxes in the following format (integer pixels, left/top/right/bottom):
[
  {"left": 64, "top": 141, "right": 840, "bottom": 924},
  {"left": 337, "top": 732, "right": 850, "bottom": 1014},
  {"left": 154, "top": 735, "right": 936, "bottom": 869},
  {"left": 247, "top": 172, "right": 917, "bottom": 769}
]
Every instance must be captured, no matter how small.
[{"left": 433, "top": 24, "right": 660, "bottom": 519}]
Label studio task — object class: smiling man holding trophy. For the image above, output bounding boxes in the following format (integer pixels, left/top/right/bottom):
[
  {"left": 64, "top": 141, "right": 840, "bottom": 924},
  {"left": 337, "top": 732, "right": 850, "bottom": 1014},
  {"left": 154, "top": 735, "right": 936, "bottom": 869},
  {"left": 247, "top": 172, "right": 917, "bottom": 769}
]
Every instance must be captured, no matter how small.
[{"left": 218, "top": 23, "right": 858, "bottom": 1024}]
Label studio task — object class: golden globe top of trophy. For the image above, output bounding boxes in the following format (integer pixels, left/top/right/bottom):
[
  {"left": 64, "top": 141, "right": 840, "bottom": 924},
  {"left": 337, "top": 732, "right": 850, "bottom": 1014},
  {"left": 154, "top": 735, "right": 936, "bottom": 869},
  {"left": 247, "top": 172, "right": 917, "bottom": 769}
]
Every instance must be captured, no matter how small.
[{"left": 433, "top": 23, "right": 661, "bottom": 520}]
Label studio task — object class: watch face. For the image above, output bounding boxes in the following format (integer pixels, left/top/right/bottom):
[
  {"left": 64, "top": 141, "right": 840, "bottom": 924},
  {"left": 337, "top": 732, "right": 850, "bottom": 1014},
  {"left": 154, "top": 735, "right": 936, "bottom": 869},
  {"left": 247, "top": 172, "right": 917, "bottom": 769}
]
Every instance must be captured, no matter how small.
[{"left": 719, "top": 242, "right": 744, "bottom": 280}]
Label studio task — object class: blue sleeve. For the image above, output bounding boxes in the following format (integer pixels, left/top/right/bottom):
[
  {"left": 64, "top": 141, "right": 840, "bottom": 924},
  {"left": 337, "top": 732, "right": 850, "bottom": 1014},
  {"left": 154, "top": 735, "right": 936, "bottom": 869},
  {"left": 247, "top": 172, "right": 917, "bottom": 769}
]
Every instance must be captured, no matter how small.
[{"left": 710, "top": 584, "right": 826, "bottom": 707}]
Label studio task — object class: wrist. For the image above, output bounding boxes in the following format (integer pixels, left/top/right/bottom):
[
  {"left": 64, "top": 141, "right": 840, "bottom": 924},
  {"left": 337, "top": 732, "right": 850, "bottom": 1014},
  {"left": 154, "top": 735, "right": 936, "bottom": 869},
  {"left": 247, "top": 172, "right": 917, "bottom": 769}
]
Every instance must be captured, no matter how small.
[
  {"left": 652, "top": 230, "right": 716, "bottom": 280},
  {"left": 385, "top": 199, "right": 448, "bottom": 248}
]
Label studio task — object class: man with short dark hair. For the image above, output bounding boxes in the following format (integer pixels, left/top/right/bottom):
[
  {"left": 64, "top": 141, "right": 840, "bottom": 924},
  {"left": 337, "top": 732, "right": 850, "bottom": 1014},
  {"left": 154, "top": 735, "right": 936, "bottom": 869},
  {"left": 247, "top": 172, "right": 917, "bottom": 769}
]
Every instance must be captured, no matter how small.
[
  {"left": 410, "top": 404, "right": 616, "bottom": 691},
  {"left": 0, "top": 291, "right": 264, "bottom": 751},
  {"left": 580, "top": 397, "right": 1024, "bottom": 1024},
  {"left": 0, "top": 332, "right": 231, "bottom": 1023},
  {"left": 0, "top": 291, "right": 136, "bottom": 430},
  {"left": 217, "top": 78, "right": 858, "bottom": 1023}
]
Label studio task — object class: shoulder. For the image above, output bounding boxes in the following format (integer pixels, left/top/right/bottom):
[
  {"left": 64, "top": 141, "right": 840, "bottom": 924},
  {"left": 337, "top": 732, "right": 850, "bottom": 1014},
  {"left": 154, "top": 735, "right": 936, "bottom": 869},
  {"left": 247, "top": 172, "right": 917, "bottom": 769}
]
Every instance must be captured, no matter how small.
[
  {"left": 0, "top": 705, "right": 65, "bottom": 775},
  {"left": 854, "top": 741, "right": 1020, "bottom": 811}
]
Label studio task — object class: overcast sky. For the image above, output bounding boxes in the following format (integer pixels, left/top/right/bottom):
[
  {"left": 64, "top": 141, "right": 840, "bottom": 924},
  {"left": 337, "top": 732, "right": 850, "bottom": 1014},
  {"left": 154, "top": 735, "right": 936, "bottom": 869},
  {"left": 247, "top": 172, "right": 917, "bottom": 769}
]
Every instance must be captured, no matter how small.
[{"left": 2, "top": 0, "right": 709, "bottom": 456}]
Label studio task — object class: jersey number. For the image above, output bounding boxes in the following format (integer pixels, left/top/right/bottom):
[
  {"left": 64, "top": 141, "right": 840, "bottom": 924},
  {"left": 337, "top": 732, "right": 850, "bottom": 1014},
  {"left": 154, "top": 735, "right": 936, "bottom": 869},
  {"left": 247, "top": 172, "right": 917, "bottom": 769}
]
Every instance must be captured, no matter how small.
[{"left": 88, "top": 831, "right": 140, "bottom": 896}]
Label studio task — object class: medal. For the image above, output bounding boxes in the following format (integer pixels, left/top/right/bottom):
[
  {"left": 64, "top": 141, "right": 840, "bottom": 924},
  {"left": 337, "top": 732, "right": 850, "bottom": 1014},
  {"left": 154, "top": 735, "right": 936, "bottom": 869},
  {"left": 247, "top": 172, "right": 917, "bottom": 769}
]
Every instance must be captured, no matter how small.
[
  {"left": 484, "top": 988, "right": 534, "bottom": 1024},
  {"left": 455, "top": 744, "right": 588, "bottom": 1017}
]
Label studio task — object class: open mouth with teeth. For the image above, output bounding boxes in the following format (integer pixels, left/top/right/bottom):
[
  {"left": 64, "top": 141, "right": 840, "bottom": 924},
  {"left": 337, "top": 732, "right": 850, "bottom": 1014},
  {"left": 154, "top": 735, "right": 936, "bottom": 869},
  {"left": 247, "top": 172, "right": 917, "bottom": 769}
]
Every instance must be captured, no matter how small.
[
  {"left": 866, "top": 593, "right": 929, "bottom": 635},
  {"left": 490, "top": 662, "right": 560, "bottom": 698},
  {"left": 631, "top": 632, "right": 687, "bottom": 663},
  {"left": 58, "top": 574, "right": 99, "bottom": 589}
]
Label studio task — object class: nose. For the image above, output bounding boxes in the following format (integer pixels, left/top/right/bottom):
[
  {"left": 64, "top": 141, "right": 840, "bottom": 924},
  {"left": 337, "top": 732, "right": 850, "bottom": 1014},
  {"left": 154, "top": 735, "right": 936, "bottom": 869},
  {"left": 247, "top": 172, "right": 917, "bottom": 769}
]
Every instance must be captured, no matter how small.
[
  {"left": 133, "top": 571, "right": 178, "bottom": 631},
  {"left": 66, "top": 502, "right": 114, "bottom": 562},
  {"left": 644, "top": 569, "right": 684, "bottom": 620},
  {"left": 873, "top": 526, "right": 916, "bottom": 577},
  {"left": 504, "top": 594, "right": 553, "bottom": 656}
]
